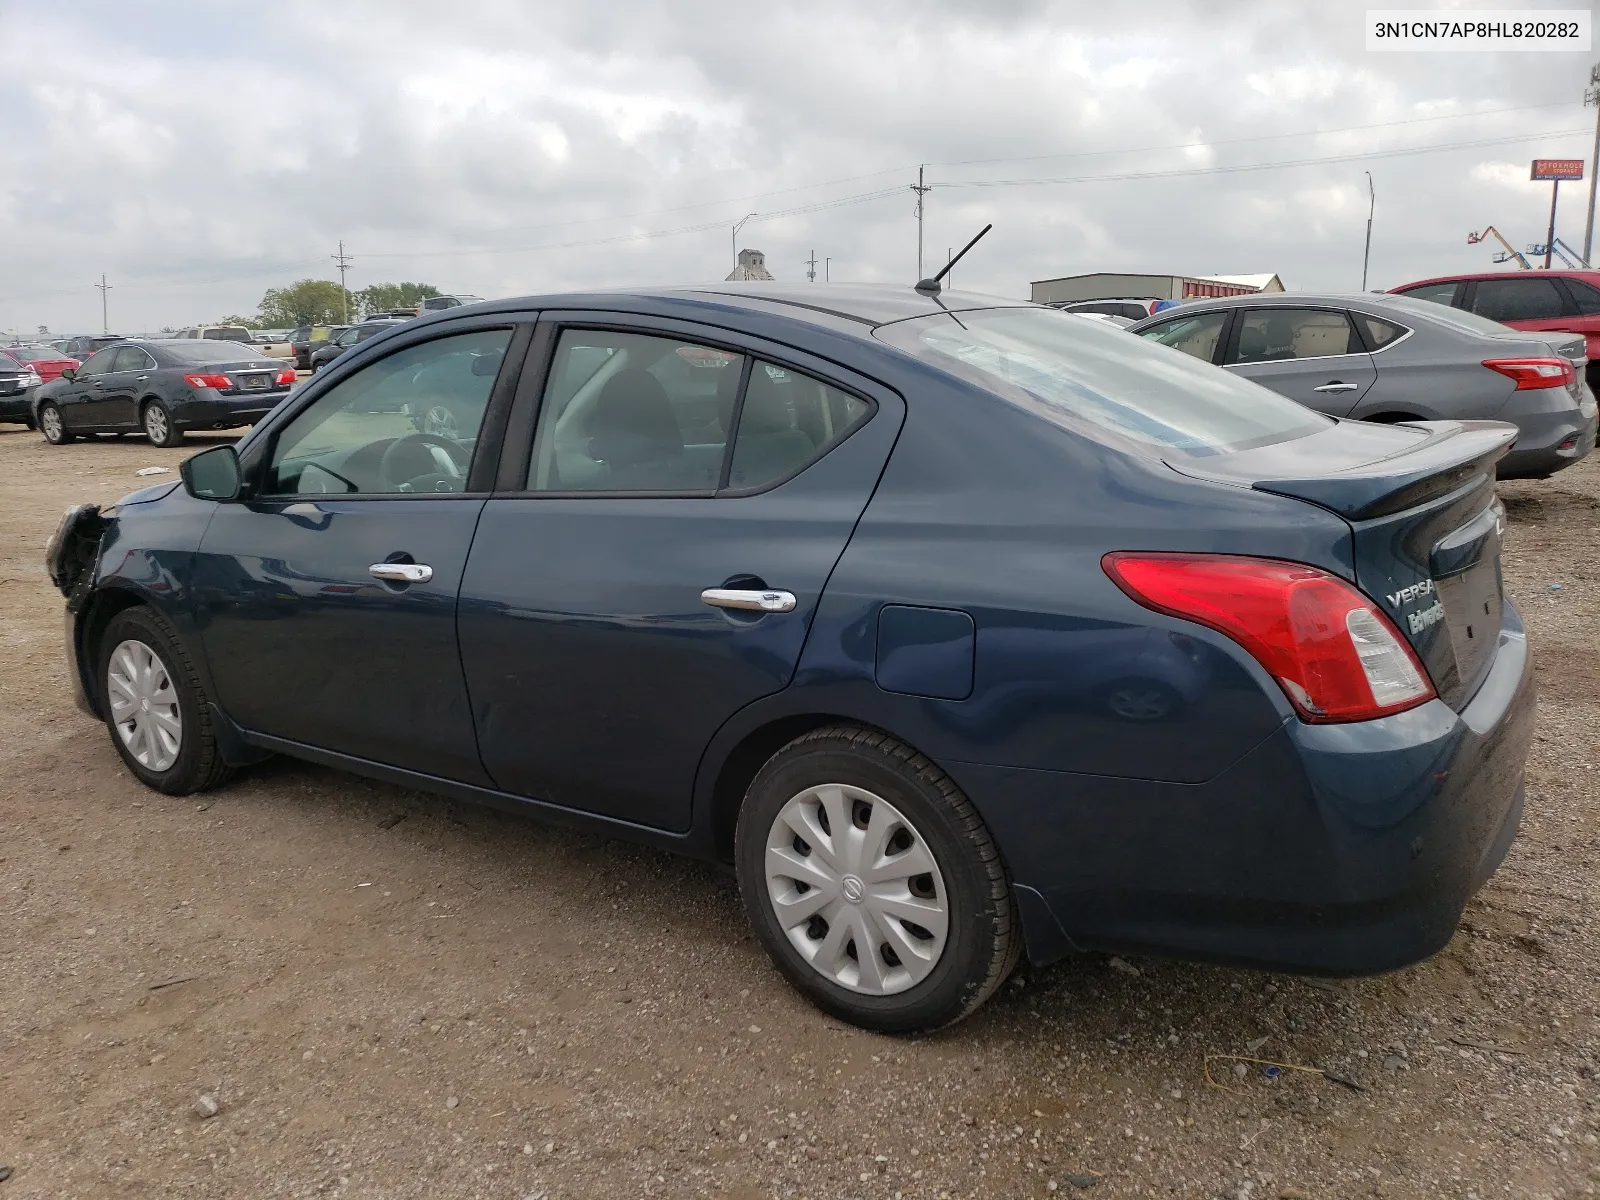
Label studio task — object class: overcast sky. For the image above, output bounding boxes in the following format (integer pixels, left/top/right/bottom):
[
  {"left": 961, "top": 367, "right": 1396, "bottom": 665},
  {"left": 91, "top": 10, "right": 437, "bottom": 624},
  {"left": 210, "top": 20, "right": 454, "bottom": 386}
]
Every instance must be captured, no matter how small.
[{"left": 2, "top": 0, "right": 1596, "bottom": 334}]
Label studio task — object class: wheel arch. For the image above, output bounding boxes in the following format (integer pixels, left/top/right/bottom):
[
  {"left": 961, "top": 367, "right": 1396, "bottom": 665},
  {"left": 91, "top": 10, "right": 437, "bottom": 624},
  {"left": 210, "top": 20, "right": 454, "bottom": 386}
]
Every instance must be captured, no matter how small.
[
  {"left": 73, "top": 586, "right": 151, "bottom": 718},
  {"left": 705, "top": 712, "right": 858, "bottom": 864}
]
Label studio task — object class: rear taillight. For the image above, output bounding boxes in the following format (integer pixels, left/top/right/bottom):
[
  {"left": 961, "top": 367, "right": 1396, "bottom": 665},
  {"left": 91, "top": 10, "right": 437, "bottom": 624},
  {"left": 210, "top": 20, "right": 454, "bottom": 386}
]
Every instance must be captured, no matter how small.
[
  {"left": 275, "top": 369, "right": 296, "bottom": 385},
  {"left": 183, "top": 373, "right": 232, "bottom": 389},
  {"left": 1101, "top": 553, "right": 1435, "bottom": 723},
  {"left": 1482, "top": 357, "right": 1575, "bottom": 390}
]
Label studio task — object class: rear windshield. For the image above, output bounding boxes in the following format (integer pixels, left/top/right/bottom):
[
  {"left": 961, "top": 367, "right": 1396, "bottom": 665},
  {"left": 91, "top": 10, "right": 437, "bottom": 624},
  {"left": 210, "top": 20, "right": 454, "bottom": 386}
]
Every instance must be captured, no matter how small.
[
  {"left": 875, "top": 306, "right": 1329, "bottom": 457},
  {"left": 156, "top": 341, "right": 262, "bottom": 364},
  {"left": 204, "top": 326, "right": 253, "bottom": 341},
  {"left": 1370, "top": 294, "right": 1520, "bottom": 338},
  {"left": 5, "top": 346, "right": 58, "bottom": 362}
]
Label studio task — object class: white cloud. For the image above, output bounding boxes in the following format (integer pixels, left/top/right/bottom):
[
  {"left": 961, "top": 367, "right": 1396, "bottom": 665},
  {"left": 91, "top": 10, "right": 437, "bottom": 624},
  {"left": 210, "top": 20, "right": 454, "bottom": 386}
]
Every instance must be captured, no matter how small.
[{"left": 0, "top": 0, "right": 1591, "bottom": 334}]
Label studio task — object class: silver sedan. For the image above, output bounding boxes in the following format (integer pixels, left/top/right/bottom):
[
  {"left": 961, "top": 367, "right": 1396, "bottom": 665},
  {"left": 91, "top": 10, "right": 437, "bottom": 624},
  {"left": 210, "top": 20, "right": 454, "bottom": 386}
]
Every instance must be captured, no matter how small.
[{"left": 1128, "top": 292, "right": 1597, "bottom": 479}]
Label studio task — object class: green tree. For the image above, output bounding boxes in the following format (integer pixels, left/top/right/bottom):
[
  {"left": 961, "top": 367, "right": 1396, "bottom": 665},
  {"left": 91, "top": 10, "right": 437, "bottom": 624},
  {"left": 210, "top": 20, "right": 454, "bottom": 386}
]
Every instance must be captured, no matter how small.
[
  {"left": 217, "top": 314, "right": 263, "bottom": 330},
  {"left": 259, "top": 280, "right": 354, "bottom": 327},
  {"left": 355, "top": 281, "right": 441, "bottom": 317}
]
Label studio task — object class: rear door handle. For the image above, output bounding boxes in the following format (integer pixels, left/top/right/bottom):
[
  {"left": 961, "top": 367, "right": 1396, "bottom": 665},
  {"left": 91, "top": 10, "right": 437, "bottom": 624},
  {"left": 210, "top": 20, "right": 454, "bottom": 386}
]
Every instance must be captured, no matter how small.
[
  {"left": 701, "top": 587, "right": 796, "bottom": 613},
  {"left": 369, "top": 562, "right": 433, "bottom": 584},
  {"left": 1312, "top": 381, "right": 1361, "bottom": 393}
]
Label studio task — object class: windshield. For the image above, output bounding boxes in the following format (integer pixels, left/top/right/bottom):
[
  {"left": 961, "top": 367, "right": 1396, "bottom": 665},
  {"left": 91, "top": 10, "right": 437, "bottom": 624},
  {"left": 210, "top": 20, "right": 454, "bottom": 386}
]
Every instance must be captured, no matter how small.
[
  {"left": 875, "top": 306, "right": 1329, "bottom": 457},
  {"left": 157, "top": 341, "right": 263, "bottom": 364}
]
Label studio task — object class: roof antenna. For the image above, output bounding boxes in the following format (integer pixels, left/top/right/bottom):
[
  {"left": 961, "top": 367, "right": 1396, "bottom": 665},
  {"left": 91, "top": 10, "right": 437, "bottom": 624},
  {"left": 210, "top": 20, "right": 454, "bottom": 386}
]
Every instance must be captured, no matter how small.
[{"left": 915, "top": 223, "right": 992, "bottom": 296}]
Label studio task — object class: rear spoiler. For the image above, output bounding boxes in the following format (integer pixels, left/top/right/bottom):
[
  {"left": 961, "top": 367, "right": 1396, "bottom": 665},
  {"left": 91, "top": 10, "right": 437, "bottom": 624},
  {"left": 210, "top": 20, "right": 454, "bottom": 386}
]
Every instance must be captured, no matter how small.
[{"left": 1174, "top": 420, "right": 1517, "bottom": 521}]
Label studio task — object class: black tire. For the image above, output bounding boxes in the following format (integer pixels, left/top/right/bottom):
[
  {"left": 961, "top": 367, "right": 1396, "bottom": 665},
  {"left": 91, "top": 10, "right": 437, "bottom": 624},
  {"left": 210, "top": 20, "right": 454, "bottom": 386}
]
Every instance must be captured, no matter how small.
[
  {"left": 38, "top": 402, "right": 73, "bottom": 444},
  {"left": 735, "top": 725, "right": 1019, "bottom": 1033},
  {"left": 97, "top": 606, "right": 233, "bottom": 795},
  {"left": 142, "top": 400, "right": 183, "bottom": 447}
]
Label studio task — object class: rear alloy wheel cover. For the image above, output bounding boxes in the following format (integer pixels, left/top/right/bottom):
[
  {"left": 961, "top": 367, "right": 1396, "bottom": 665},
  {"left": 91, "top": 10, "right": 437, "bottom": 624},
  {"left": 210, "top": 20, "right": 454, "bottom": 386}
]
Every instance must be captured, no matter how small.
[
  {"left": 764, "top": 783, "right": 949, "bottom": 996},
  {"left": 144, "top": 405, "right": 168, "bottom": 442}
]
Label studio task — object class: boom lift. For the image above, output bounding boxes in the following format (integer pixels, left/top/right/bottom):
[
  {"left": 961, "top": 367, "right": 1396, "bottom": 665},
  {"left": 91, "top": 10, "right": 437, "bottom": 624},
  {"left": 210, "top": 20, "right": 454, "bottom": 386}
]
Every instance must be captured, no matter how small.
[{"left": 1466, "top": 227, "right": 1532, "bottom": 270}]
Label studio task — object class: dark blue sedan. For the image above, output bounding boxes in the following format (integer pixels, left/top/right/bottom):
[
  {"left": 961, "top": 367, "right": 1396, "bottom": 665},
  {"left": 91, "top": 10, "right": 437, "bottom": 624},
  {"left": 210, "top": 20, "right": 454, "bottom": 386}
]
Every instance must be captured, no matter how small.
[{"left": 45, "top": 284, "right": 1534, "bottom": 1032}]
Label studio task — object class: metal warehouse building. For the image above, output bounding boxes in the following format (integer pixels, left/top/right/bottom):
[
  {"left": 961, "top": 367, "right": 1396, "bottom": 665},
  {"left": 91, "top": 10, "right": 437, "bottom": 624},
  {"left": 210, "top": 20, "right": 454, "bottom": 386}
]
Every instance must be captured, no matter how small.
[{"left": 1030, "top": 272, "right": 1284, "bottom": 305}]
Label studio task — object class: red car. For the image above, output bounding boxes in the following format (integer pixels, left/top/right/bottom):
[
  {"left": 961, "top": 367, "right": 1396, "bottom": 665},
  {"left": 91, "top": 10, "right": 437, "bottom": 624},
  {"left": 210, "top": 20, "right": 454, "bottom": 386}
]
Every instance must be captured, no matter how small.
[
  {"left": 1388, "top": 270, "right": 1600, "bottom": 389},
  {"left": 2, "top": 343, "right": 80, "bottom": 383}
]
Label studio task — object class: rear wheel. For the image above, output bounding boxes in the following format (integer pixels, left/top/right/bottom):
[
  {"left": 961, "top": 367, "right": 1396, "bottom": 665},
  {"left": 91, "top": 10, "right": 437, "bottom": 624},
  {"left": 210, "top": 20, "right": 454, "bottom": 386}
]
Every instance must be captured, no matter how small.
[
  {"left": 38, "top": 402, "right": 72, "bottom": 444},
  {"left": 97, "top": 607, "right": 232, "bottom": 794},
  {"left": 142, "top": 400, "right": 183, "bottom": 447},
  {"left": 735, "top": 726, "right": 1018, "bottom": 1033}
]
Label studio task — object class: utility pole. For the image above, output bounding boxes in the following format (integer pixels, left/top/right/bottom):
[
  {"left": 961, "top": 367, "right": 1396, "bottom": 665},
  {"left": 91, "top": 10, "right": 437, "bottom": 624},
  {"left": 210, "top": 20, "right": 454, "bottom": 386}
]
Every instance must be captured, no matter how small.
[
  {"left": 946, "top": 246, "right": 954, "bottom": 290},
  {"left": 806, "top": 249, "right": 818, "bottom": 282},
  {"left": 1361, "top": 172, "right": 1375, "bottom": 291},
  {"left": 825, "top": 258, "right": 831, "bottom": 282},
  {"left": 732, "top": 213, "right": 756, "bottom": 272},
  {"left": 911, "top": 165, "right": 931, "bottom": 279},
  {"left": 1585, "top": 62, "right": 1600, "bottom": 265},
  {"left": 94, "top": 274, "right": 112, "bottom": 333},
  {"left": 1545, "top": 179, "right": 1562, "bottom": 270},
  {"left": 331, "top": 240, "right": 353, "bottom": 322}
]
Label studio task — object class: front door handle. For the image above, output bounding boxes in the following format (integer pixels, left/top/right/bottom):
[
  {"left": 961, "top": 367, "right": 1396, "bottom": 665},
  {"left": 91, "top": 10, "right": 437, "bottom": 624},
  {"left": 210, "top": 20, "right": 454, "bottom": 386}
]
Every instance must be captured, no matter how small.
[
  {"left": 701, "top": 587, "right": 796, "bottom": 613},
  {"left": 369, "top": 562, "right": 433, "bottom": 584},
  {"left": 1312, "top": 381, "right": 1361, "bottom": 393}
]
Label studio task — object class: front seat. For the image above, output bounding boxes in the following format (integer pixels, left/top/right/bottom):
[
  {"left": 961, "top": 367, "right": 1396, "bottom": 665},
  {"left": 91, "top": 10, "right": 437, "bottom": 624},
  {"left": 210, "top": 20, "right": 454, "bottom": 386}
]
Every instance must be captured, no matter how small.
[{"left": 586, "top": 368, "right": 691, "bottom": 488}]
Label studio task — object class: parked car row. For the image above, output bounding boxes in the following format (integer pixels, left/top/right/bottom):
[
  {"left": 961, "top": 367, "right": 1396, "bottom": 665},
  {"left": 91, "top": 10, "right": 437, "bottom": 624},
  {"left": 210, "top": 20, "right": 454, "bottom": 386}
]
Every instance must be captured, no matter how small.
[
  {"left": 1125, "top": 290, "right": 1596, "bottom": 479},
  {"left": 46, "top": 281, "right": 1537, "bottom": 1033}
]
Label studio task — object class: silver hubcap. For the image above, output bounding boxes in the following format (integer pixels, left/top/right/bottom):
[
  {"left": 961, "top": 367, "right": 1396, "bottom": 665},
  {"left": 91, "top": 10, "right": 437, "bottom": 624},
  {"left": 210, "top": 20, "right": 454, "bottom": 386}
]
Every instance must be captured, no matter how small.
[
  {"left": 106, "top": 639, "right": 182, "bottom": 772},
  {"left": 41, "top": 407, "right": 61, "bottom": 439},
  {"left": 764, "top": 784, "right": 949, "bottom": 996},
  {"left": 144, "top": 406, "right": 168, "bottom": 441}
]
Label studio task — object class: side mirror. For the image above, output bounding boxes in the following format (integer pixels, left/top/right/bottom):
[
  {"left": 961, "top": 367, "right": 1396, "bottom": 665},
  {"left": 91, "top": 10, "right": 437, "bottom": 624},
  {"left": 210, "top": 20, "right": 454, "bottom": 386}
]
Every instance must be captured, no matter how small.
[
  {"left": 181, "top": 445, "right": 243, "bottom": 502},
  {"left": 59, "top": 367, "right": 76, "bottom": 381}
]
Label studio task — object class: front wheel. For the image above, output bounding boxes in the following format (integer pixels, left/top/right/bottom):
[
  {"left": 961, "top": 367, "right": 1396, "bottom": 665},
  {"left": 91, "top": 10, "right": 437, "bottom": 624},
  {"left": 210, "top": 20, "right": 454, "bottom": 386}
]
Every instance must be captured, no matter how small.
[
  {"left": 98, "top": 607, "right": 232, "bottom": 794},
  {"left": 38, "top": 403, "right": 73, "bottom": 444},
  {"left": 142, "top": 400, "right": 183, "bottom": 447},
  {"left": 735, "top": 726, "right": 1018, "bottom": 1033}
]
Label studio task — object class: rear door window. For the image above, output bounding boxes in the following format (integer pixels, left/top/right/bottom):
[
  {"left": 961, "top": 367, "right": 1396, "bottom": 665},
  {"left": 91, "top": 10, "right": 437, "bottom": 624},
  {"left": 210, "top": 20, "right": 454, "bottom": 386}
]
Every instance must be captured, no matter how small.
[
  {"left": 1227, "top": 308, "right": 1359, "bottom": 363},
  {"left": 1134, "top": 310, "right": 1228, "bottom": 363},
  {"left": 528, "top": 329, "right": 744, "bottom": 492},
  {"left": 1470, "top": 277, "right": 1568, "bottom": 322}
]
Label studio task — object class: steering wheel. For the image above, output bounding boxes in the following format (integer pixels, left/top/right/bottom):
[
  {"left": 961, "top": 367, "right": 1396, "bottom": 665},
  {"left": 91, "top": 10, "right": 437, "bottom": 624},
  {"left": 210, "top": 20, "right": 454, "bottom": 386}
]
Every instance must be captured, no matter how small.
[{"left": 378, "top": 432, "right": 470, "bottom": 493}]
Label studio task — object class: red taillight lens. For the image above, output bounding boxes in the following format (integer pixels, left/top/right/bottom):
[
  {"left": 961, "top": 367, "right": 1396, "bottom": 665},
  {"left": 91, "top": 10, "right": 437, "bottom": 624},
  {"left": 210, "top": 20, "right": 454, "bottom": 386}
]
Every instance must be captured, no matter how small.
[
  {"left": 1482, "top": 357, "right": 1575, "bottom": 390},
  {"left": 183, "top": 373, "right": 232, "bottom": 389},
  {"left": 275, "top": 369, "right": 296, "bottom": 385},
  {"left": 1101, "top": 553, "right": 1435, "bottom": 723}
]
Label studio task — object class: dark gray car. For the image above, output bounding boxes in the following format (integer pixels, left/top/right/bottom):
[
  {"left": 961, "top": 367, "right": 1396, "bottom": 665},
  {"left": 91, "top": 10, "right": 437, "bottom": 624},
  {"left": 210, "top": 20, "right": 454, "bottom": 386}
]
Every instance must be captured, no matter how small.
[{"left": 1128, "top": 293, "right": 1597, "bottom": 479}]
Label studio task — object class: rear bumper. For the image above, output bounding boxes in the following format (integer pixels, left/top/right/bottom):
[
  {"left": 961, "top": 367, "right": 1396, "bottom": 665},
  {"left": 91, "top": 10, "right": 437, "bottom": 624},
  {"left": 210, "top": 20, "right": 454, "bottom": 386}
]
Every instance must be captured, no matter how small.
[
  {"left": 1497, "top": 389, "right": 1597, "bottom": 478},
  {"left": 957, "top": 600, "right": 1536, "bottom": 974},
  {"left": 0, "top": 391, "right": 32, "bottom": 421},
  {"left": 171, "top": 393, "right": 287, "bottom": 429}
]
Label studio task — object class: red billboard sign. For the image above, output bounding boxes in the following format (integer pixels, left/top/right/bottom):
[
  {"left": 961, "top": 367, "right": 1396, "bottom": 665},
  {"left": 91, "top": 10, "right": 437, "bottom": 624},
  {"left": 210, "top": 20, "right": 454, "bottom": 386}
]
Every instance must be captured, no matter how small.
[{"left": 1531, "top": 158, "right": 1585, "bottom": 181}]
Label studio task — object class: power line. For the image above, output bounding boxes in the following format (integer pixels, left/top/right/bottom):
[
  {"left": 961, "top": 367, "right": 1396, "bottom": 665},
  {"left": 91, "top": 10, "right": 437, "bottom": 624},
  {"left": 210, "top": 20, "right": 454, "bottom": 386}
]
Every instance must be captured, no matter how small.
[
  {"left": 934, "top": 127, "right": 1589, "bottom": 190},
  {"left": 929, "top": 99, "right": 1581, "bottom": 171}
]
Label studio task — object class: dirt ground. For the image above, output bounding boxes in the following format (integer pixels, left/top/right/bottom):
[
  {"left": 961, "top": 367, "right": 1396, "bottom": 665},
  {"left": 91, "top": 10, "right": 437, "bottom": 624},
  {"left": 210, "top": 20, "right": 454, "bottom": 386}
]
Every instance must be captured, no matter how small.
[{"left": 0, "top": 422, "right": 1596, "bottom": 1200}]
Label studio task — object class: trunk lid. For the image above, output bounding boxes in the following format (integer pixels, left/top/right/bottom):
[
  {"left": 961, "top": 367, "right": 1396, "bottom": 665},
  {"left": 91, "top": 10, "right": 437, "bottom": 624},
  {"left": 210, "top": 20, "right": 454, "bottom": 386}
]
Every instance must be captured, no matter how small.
[{"left": 1170, "top": 418, "right": 1517, "bottom": 710}]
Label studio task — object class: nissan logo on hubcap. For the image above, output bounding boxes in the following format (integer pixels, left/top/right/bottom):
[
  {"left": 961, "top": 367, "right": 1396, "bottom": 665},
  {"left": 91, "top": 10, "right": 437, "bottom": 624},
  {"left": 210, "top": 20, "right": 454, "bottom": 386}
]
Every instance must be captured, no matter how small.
[{"left": 841, "top": 874, "right": 865, "bottom": 903}]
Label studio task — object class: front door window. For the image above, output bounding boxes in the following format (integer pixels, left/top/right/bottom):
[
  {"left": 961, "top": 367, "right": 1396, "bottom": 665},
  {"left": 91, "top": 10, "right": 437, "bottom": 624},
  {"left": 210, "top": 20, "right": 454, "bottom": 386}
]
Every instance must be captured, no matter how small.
[{"left": 267, "top": 329, "right": 511, "bottom": 495}]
